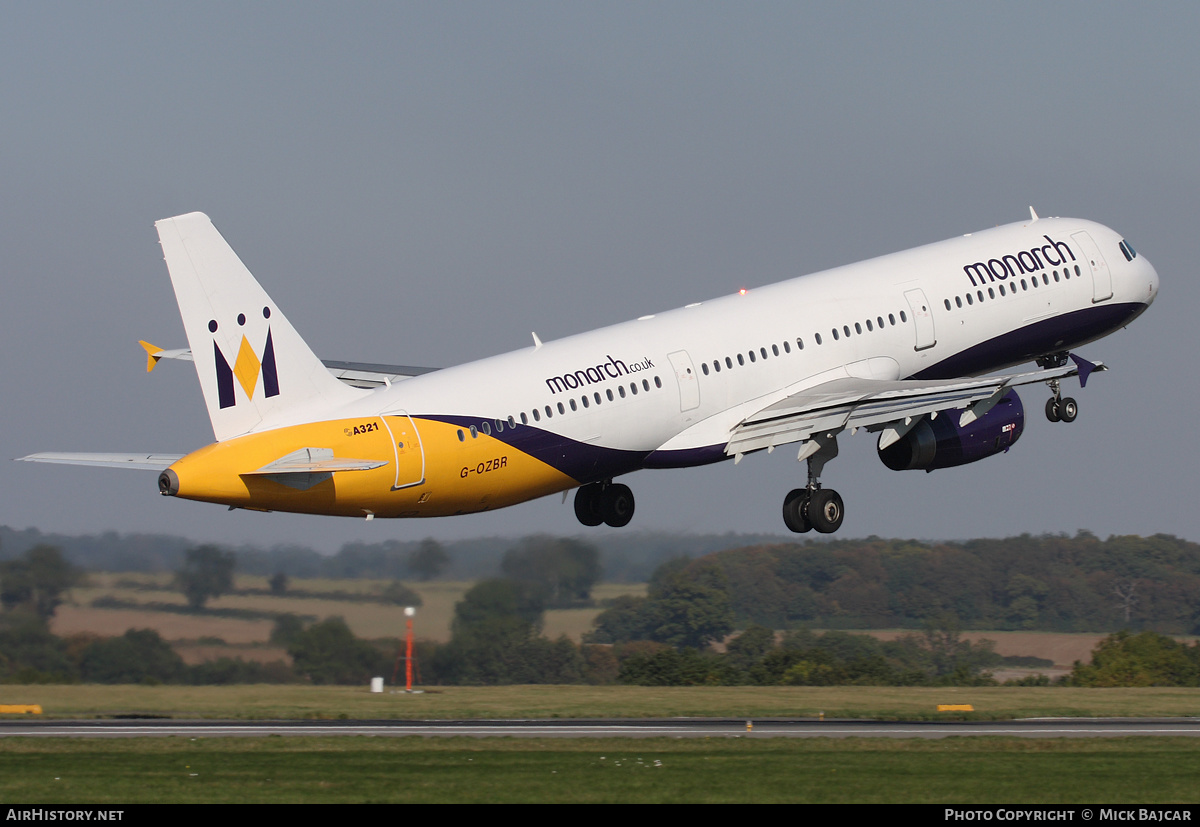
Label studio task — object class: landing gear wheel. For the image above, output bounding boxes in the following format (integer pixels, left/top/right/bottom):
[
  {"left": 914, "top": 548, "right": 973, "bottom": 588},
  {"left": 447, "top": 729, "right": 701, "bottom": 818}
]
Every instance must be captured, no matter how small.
[
  {"left": 1058, "top": 397, "right": 1078, "bottom": 423},
  {"left": 808, "top": 489, "right": 844, "bottom": 534},
  {"left": 573, "top": 484, "right": 604, "bottom": 527},
  {"left": 782, "top": 488, "right": 812, "bottom": 534},
  {"left": 600, "top": 483, "right": 635, "bottom": 528},
  {"left": 1045, "top": 398, "right": 1061, "bottom": 423}
]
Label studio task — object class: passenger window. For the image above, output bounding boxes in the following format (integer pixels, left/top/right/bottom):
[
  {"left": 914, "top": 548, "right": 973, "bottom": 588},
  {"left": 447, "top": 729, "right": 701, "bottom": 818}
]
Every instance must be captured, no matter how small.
[
  {"left": 748, "top": 351, "right": 756, "bottom": 363},
  {"left": 469, "top": 425, "right": 478, "bottom": 438},
  {"left": 581, "top": 396, "right": 588, "bottom": 408},
  {"left": 545, "top": 406, "right": 553, "bottom": 418},
  {"left": 521, "top": 412, "right": 529, "bottom": 425},
  {"left": 654, "top": 376, "right": 662, "bottom": 388},
  {"left": 854, "top": 323, "right": 862, "bottom": 334},
  {"left": 760, "top": 347, "right": 768, "bottom": 359},
  {"left": 783, "top": 340, "right": 791, "bottom": 353},
  {"left": 508, "top": 416, "right": 516, "bottom": 428},
  {"left": 557, "top": 402, "right": 565, "bottom": 414},
  {"left": 618, "top": 386, "right": 626, "bottom": 398},
  {"left": 642, "top": 379, "right": 650, "bottom": 391},
  {"left": 966, "top": 293, "right": 973, "bottom": 305},
  {"left": 607, "top": 389, "right": 614, "bottom": 401},
  {"left": 832, "top": 329, "right": 839, "bottom": 341},
  {"left": 888, "top": 314, "right": 895, "bottom": 325},
  {"left": 481, "top": 421, "right": 491, "bottom": 436},
  {"left": 725, "top": 357, "right": 733, "bottom": 369},
  {"left": 713, "top": 360, "right": 721, "bottom": 373},
  {"left": 737, "top": 354, "right": 745, "bottom": 365},
  {"left": 843, "top": 325, "right": 850, "bottom": 337},
  {"left": 1075, "top": 265, "right": 1081, "bottom": 276},
  {"left": 702, "top": 363, "right": 709, "bottom": 375},
  {"left": 954, "top": 297, "right": 962, "bottom": 308},
  {"left": 495, "top": 419, "right": 504, "bottom": 432},
  {"left": 867, "top": 318, "right": 875, "bottom": 330},
  {"left": 533, "top": 409, "right": 540, "bottom": 422},
  {"left": 772, "top": 344, "right": 779, "bottom": 356},
  {"left": 630, "top": 383, "right": 638, "bottom": 395},
  {"left": 998, "top": 284, "right": 1005, "bottom": 296},
  {"left": 457, "top": 429, "right": 465, "bottom": 442},
  {"left": 595, "top": 392, "right": 602, "bottom": 404},
  {"left": 899, "top": 311, "right": 907, "bottom": 322},
  {"left": 815, "top": 333, "right": 822, "bottom": 345},
  {"left": 944, "top": 299, "right": 951, "bottom": 310}
]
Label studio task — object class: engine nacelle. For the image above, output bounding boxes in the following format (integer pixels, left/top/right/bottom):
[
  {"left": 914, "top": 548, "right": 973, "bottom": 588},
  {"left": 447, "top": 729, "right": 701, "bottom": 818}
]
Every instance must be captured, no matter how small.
[{"left": 877, "top": 389, "right": 1024, "bottom": 472}]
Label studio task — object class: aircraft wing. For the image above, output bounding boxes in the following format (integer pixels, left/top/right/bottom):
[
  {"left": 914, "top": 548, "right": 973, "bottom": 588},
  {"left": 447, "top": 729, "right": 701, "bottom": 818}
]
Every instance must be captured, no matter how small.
[
  {"left": 726, "top": 356, "right": 1103, "bottom": 457},
  {"left": 138, "top": 341, "right": 437, "bottom": 389},
  {"left": 16, "top": 452, "right": 185, "bottom": 471}
]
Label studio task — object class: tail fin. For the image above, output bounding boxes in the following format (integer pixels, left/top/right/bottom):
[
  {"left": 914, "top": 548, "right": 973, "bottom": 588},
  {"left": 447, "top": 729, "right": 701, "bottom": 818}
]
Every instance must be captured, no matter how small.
[{"left": 155, "top": 212, "right": 366, "bottom": 441}]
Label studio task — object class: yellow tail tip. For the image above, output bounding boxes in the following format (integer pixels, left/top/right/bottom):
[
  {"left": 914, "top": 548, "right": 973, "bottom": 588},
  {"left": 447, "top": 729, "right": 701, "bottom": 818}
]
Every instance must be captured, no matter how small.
[{"left": 138, "top": 340, "right": 163, "bottom": 372}]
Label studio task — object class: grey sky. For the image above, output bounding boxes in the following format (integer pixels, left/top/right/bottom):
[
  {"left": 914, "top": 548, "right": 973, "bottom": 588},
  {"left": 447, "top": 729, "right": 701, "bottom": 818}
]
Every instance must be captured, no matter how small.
[{"left": 2, "top": 2, "right": 1196, "bottom": 552}]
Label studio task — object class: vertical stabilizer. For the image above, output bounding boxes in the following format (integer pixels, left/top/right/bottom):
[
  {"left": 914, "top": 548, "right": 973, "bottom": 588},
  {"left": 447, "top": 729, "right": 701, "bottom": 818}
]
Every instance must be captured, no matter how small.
[{"left": 155, "top": 212, "right": 365, "bottom": 441}]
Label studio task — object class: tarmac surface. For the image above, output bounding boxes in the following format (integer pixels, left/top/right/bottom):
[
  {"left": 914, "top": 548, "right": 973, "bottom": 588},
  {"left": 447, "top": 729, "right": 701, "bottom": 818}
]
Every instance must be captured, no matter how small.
[{"left": 4, "top": 717, "right": 1200, "bottom": 739}]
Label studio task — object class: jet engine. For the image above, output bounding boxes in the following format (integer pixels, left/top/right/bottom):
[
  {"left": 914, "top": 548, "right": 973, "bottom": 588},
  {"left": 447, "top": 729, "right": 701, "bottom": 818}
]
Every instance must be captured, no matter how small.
[{"left": 877, "top": 390, "right": 1024, "bottom": 472}]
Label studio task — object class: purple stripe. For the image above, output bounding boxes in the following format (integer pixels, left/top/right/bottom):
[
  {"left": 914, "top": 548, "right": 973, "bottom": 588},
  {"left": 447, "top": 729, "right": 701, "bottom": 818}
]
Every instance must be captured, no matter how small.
[
  {"left": 913, "top": 302, "right": 1146, "bottom": 380},
  {"left": 423, "top": 414, "right": 647, "bottom": 484}
]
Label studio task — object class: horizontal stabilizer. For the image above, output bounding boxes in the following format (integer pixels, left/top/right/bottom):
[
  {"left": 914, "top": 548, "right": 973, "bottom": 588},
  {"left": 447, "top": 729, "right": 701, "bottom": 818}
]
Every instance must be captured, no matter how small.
[
  {"left": 137, "top": 343, "right": 436, "bottom": 389},
  {"left": 241, "top": 447, "right": 386, "bottom": 475},
  {"left": 138, "top": 341, "right": 193, "bottom": 372},
  {"left": 16, "top": 452, "right": 184, "bottom": 471}
]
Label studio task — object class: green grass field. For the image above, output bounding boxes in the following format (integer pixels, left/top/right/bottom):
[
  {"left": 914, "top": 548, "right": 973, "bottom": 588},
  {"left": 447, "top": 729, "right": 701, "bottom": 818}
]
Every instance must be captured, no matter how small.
[
  {"left": 5, "top": 684, "right": 1200, "bottom": 721},
  {"left": 3, "top": 736, "right": 1199, "bottom": 803}
]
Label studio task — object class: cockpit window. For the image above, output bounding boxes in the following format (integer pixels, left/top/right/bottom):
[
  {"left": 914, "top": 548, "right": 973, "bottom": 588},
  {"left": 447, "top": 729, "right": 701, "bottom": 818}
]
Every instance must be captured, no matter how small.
[{"left": 1119, "top": 240, "right": 1137, "bottom": 261}]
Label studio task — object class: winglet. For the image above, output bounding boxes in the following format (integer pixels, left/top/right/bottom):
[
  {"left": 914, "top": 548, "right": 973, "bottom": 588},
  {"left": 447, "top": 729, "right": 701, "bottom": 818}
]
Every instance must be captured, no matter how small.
[
  {"left": 1029, "top": 206, "right": 1039, "bottom": 222},
  {"left": 139, "top": 340, "right": 164, "bottom": 373},
  {"left": 1069, "top": 353, "right": 1101, "bottom": 388}
]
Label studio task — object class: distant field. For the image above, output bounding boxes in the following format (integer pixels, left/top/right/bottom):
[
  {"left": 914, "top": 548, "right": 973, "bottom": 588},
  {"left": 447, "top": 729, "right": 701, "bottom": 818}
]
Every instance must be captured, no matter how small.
[
  {"left": 6, "top": 684, "right": 1200, "bottom": 721},
  {"left": 53, "top": 576, "right": 646, "bottom": 646},
  {"left": 52, "top": 573, "right": 1131, "bottom": 676},
  {"left": 5, "top": 736, "right": 1200, "bottom": 803}
]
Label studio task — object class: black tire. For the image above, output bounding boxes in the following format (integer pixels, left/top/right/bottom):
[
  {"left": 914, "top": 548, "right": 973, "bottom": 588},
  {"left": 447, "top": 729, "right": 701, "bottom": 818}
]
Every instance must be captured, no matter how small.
[
  {"left": 782, "top": 488, "right": 812, "bottom": 534},
  {"left": 601, "top": 483, "right": 635, "bottom": 528},
  {"left": 1059, "top": 397, "right": 1078, "bottom": 423},
  {"left": 573, "top": 485, "right": 604, "bottom": 527},
  {"left": 1045, "top": 397, "right": 1061, "bottom": 423},
  {"left": 808, "top": 489, "right": 844, "bottom": 534}
]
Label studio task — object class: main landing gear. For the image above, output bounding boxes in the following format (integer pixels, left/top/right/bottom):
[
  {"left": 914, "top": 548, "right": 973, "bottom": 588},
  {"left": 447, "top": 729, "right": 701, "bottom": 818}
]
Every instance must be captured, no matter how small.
[
  {"left": 782, "top": 432, "right": 845, "bottom": 534},
  {"left": 1037, "top": 352, "right": 1079, "bottom": 424},
  {"left": 574, "top": 480, "right": 635, "bottom": 528},
  {"left": 1044, "top": 378, "right": 1078, "bottom": 424}
]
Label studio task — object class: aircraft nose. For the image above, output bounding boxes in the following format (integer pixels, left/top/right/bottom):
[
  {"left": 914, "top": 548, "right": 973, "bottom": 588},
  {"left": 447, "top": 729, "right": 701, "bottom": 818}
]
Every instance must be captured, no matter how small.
[{"left": 1143, "top": 257, "right": 1160, "bottom": 305}]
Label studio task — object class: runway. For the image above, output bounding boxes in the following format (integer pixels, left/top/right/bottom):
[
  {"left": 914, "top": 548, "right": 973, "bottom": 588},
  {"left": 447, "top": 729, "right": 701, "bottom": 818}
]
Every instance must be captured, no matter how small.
[{"left": 4, "top": 717, "right": 1200, "bottom": 739}]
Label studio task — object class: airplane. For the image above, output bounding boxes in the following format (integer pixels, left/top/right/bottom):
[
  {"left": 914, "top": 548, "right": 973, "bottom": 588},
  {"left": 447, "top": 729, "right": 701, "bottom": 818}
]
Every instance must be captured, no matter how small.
[{"left": 19, "top": 209, "right": 1158, "bottom": 534}]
